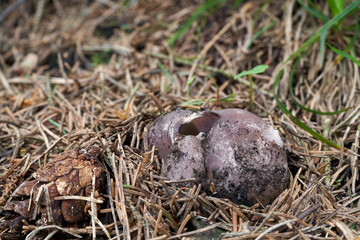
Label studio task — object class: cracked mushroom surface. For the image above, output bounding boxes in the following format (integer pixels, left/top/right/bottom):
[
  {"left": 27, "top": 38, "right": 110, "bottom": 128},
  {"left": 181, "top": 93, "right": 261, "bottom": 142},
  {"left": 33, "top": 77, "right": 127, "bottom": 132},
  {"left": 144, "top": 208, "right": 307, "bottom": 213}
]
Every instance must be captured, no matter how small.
[
  {"left": 4, "top": 146, "right": 105, "bottom": 228},
  {"left": 148, "top": 108, "right": 289, "bottom": 206}
]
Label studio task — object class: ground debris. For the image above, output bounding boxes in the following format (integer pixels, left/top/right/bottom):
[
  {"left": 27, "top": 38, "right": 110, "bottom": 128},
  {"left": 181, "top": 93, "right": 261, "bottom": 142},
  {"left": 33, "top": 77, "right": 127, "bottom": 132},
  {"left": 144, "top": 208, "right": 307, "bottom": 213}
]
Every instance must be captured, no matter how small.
[
  {"left": 0, "top": 0, "right": 359, "bottom": 239},
  {"left": 2, "top": 146, "right": 104, "bottom": 231}
]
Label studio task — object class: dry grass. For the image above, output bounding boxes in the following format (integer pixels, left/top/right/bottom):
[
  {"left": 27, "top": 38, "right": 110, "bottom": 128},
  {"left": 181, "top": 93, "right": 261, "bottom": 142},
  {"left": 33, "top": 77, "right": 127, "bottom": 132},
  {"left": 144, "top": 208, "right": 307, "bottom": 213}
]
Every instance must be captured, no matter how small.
[{"left": 0, "top": 0, "right": 359, "bottom": 239}]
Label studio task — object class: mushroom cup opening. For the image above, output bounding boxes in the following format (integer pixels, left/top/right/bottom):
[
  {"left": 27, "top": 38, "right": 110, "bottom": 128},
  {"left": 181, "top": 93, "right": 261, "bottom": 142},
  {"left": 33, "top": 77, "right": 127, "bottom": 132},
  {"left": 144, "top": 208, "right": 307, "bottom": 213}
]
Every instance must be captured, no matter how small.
[{"left": 178, "top": 112, "right": 220, "bottom": 136}]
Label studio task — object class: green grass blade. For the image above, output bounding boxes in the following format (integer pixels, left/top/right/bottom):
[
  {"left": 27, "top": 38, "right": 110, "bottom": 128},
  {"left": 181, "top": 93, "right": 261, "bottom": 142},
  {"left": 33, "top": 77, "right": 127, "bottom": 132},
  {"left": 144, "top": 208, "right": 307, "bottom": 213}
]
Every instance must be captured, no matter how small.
[
  {"left": 327, "top": 0, "right": 345, "bottom": 17},
  {"left": 274, "top": 70, "right": 341, "bottom": 149},
  {"left": 186, "top": 76, "right": 196, "bottom": 86},
  {"left": 287, "top": 0, "right": 360, "bottom": 62},
  {"left": 297, "top": 0, "right": 329, "bottom": 22},
  {"left": 247, "top": 20, "right": 276, "bottom": 49},
  {"left": 332, "top": 17, "right": 359, "bottom": 64},
  {"left": 48, "top": 118, "right": 67, "bottom": 135},
  {"left": 180, "top": 99, "right": 206, "bottom": 106},
  {"left": 186, "top": 76, "right": 196, "bottom": 99},
  {"left": 157, "top": 60, "right": 174, "bottom": 93},
  {"left": 328, "top": 44, "right": 360, "bottom": 67},
  {"left": 327, "top": 0, "right": 346, "bottom": 28},
  {"left": 234, "top": 65, "right": 269, "bottom": 78},
  {"left": 157, "top": 61, "right": 174, "bottom": 84},
  {"left": 289, "top": 58, "right": 351, "bottom": 115},
  {"left": 122, "top": 184, "right": 135, "bottom": 189},
  {"left": 168, "top": 0, "right": 226, "bottom": 48}
]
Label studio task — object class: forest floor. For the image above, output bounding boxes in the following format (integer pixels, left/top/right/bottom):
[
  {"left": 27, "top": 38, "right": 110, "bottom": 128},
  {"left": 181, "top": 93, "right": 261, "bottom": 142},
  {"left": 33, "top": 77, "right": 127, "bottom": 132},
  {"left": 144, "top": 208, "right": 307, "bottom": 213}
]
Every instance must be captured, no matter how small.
[{"left": 0, "top": 0, "right": 360, "bottom": 239}]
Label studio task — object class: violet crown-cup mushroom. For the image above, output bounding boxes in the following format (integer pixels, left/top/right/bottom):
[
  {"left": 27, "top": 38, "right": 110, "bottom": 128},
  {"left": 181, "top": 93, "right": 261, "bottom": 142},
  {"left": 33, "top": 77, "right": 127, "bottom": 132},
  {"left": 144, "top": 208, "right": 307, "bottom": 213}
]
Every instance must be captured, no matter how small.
[{"left": 148, "top": 108, "right": 289, "bottom": 206}]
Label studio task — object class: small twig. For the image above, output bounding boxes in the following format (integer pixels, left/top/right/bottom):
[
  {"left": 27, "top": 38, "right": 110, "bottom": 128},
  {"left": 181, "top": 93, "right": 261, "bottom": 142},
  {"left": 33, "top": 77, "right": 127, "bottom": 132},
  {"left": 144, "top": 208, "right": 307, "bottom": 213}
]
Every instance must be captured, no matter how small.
[
  {"left": 91, "top": 169, "right": 97, "bottom": 240},
  {"left": 322, "top": 119, "right": 332, "bottom": 187},
  {"left": 45, "top": 74, "right": 54, "bottom": 106},
  {"left": 177, "top": 211, "right": 196, "bottom": 234},
  {"left": 255, "top": 219, "right": 297, "bottom": 240},
  {"left": 0, "top": 119, "right": 20, "bottom": 128},
  {"left": 319, "top": 195, "right": 360, "bottom": 225},
  {"left": 149, "top": 92, "right": 164, "bottom": 114},
  {"left": 106, "top": 170, "right": 120, "bottom": 240},
  {"left": 153, "top": 209, "right": 163, "bottom": 237},
  {"left": 32, "top": 0, "right": 47, "bottom": 34},
  {"left": 351, "top": 122, "right": 360, "bottom": 193},
  {"left": 116, "top": 153, "right": 131, "bottom": 240},
  {"left": 295, "top": 204, "right": 321, "bottom": 221},
  {"left": 88, "top": 210, "right": 112, "bottom": 239},
  {"left": 35, "top": 118, "right": 50, "bottom": 149},
  {"left": 252, "top": 211, "right": 273, "bottom": 234},
  {"left": 0, "top": 69, "right": 14, "bottom": 94},
  {"left": 43, "top": 185, "right": 54, "bottom": 224},
  {"left": 331, "top": 105, "right": 360, "bottom": 135},
  {"left": 53, "top": 196, "right": 103, "bottom": 203},
  {"left": 0, "top": 0, "right": 27, "bottom": 23},
  {"left": 25, "top": 225, "right": 83, "bottom": 239},
  {"left": 44, "top": 230, "right": 58, "bottom": 240},
  {"left": 141, "top": 199, "right": 179, "bottom": 230}
]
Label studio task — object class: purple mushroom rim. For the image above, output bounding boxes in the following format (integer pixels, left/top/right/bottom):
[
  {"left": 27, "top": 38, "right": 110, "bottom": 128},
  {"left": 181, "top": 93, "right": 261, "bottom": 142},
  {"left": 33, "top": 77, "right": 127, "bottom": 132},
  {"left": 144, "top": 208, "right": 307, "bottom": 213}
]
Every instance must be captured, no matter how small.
[{"left": 148, "top": 108, "right": 290, "bottom": 206}]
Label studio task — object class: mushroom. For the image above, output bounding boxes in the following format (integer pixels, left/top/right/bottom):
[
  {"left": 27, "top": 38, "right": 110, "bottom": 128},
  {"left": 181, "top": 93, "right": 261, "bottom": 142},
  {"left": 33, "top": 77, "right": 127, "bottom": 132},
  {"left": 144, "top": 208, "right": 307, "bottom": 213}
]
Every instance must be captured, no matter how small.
[
  {"left": 148, "top": 108, "right": 194, "bottom": 160},
  {"left": 163, "top": 135, "right": 205, "bottom": 186},
  {"left": 202, "top": 109, "right": 289, "bottom": 205},
  {"left": 148, "top": 108, "right": 289, "bottom": 206}
]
